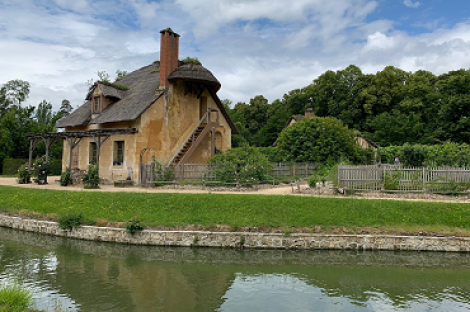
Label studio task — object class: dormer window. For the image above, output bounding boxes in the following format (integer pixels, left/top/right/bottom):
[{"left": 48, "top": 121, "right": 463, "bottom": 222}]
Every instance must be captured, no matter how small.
[{"left": 93, "top": 96, "right": 101, "bottom": 113}]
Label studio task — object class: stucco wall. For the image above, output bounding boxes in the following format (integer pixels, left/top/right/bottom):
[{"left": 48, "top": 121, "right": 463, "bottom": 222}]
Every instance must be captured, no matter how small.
[
  {"left": 62, "top": 80, "right": 232, "bottom": 183},
  {"left": 1, "top": 214, "right": 469, "bottom": 252}
]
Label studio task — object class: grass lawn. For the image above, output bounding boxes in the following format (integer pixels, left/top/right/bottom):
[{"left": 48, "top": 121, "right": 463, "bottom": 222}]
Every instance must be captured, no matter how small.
[{"left": 0, "top": 185, "right": 469, "bottom": 235}]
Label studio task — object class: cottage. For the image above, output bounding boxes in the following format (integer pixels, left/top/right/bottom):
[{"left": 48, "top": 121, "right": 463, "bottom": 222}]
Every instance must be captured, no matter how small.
[{"left": 52, "top": 28, "right": 238, "bottom": 184}]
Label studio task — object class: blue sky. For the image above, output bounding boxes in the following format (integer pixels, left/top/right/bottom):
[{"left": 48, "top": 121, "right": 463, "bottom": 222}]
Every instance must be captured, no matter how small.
[{"left": 0, "top": 0, "right": 469, "bottom": 111}]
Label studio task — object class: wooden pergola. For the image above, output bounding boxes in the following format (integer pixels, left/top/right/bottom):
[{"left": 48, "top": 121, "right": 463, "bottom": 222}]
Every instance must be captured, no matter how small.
[{"left": 25, "top": 128, "right": 138, "bottom": 171}]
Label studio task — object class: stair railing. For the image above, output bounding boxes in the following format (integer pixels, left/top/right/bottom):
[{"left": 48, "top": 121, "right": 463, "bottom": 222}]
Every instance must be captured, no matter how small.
[{"left": 167, "top": 109, "right": 209, "bottom": 167}]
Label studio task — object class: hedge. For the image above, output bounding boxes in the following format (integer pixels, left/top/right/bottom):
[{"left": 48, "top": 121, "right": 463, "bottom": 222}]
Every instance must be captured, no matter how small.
[
  {"left": 380, "top": 142, "right": 470, "bottom": 167},
  {"left": 2, "top": 158, "right": 62, "bottom": 175}
]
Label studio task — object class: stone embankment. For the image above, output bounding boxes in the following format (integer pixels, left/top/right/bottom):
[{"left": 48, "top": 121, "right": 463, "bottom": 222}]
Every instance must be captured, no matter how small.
[{"left": 1, "top": 214, "right": 469, "bottom": 252}]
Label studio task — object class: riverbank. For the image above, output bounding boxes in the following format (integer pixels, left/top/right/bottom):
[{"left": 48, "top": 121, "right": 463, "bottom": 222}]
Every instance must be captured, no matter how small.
[
  {"left": 1, "top": 184, "right": 470, "bottom": 236},
  {"left": 0, "top": 213, "right": 469, "bottom": 252}
]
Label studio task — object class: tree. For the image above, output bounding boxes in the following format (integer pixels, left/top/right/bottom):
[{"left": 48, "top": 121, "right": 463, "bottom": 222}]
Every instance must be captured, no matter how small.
[
  {"left": 35, "top": 100, "right": 53, "bottom": 125},
  {"left": 0, "top": 80, "right": 30, "bottom": 107},
  {"left": 59, "top": 99, "right": 73, "bottom": 117},
  {"left": 277, "top": 117, "right": 370, "bottom": 164}
]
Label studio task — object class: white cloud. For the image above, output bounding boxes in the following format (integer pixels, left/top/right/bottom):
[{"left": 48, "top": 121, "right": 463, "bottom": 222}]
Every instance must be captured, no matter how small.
[
  {"left": 403, "top": 0, "right": 421, "bottom": 8},
  {"left": 0, "top": 0, "right": 470, "bottom": 113}
]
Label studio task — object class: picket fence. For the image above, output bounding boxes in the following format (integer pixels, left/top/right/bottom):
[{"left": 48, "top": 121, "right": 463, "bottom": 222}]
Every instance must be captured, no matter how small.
[
  {"left": 140, "top": 162, "right": 316, "bottom": 185},
  {"left": 338, "top": 165, "right": 470, "bottom": 193}
]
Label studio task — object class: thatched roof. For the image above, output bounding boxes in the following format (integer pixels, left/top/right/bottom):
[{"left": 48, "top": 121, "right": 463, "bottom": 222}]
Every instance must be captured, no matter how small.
[
  {"left": 56, "top": 61, "right": 237, "bottom": 134},
  {"left": 168, "top": 63, "right": 221, "bottom": 91},
  {"left": 55, "top": 100, "right": 91, "bottom": 128},
  {"left": 56, "top": 63, "right": 163, "bottom": 128}
]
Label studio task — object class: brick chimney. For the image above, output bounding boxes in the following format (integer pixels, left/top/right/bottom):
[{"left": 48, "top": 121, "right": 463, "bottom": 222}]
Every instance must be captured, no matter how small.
[
  {"left": 159, "top": 28, "right": 180, "bottom": 89},
  {"left": 305, "top": 108, "right": 315, "bottom": 118}
]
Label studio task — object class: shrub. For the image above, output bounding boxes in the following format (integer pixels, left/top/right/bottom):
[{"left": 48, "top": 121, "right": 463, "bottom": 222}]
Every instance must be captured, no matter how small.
[
  {"left": 60, "top": 167, "right": 71, "bottom": 186},
  {"left": 3, "top": 158, "right": 28, "bottom": 175},
  {"left": 308, "top": 175, "right": 318, "bottom": 188},
  {"left": 126, "top": 216, "right": 144, "bottom": 235},
  {"left": 17, "top": 163, "right": 31, "bottom": 184},
  {"left": 380, "top": 142, "right": 470, "bottom": 167},
  {"left": 383, "top": 170, "right": 400, "bottom": 190},
  {"left": 48, "top": 159, "right": 62, "bottom": 175},
  {"left": 209, "top": 144, "right": 272, "bottom": 185},
  {"left": 277, "top": 117, "right": 372, "bottom": 164},
  {"left": 32, "top": 156, "right": 48, "bottom": 185},
  {"left": 82, "top": 164, "right": 100, "bottom": 188},
  {"left": 58, "top": 212, "right": 84, "bottom": 230}
]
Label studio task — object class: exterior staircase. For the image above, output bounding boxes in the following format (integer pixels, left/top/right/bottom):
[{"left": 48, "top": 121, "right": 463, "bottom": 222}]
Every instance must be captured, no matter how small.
[{"left": 168, "top": 108, "right": 220, "bottom": 166}]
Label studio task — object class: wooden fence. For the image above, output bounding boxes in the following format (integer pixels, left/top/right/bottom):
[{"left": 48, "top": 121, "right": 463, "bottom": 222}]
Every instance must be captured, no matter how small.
[
  {"left": 338, "top": 165, "right": 470, "bottom": 193},
  {"left": 141, "top": 162, "right": 316, "bottom": 185}
]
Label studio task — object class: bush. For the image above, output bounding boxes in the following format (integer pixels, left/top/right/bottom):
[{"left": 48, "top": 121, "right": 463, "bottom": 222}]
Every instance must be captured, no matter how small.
[
  {"left": 3, "top": 158, "right": 28, "bottom": 175},
  {"left": 60, "top": 167, "right": 71, "bottom": 186},
  {"left": 126, "top": 216, "right": 144, "bottom": 235},
  {"left": 48, "top": 159, "right": 62, "bottom": 175},
  {"left": 58, "top": 212, "right": 84, "bottom": 230},
  {"left": 277, "top": 117, "right": 372, "bottom": 164},
  {"left": 17, "top": 163, "right": 31, "bottom": 184},
  {"left": 380, "top": 142, "right": 470, "bottom": 167},
  {"left": 209, "top": 144, "right": 272, "bottom": 185},
  {"left": 308, "top": 175, "right": 318, "bottom": 188},
  {"left": 32, "top": 156, "right": 48, "bottom": 185},
  {"left": 82, "top": 164, "right": 100, "bottom": 188}
]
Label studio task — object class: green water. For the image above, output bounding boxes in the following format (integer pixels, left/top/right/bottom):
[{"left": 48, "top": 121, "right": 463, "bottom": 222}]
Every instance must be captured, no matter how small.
[{"left": 1, "top": 227, "right": 470, "bottom": 311}]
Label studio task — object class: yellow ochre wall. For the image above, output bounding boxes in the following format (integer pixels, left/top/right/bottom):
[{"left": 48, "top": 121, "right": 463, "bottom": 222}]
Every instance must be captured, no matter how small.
[{"left": 62, "top": 80, "right": 232, "bottom": 183}]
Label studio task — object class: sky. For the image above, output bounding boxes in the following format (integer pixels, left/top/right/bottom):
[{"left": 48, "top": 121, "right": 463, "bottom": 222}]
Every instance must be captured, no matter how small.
[{"left": 0, "top": 0, "right": 469, "bottom": 111}]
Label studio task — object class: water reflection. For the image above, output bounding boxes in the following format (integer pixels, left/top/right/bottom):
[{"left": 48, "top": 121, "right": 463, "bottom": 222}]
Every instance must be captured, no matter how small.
[{"left": 0, "top": 227, "right": 470, "bottom": 311}]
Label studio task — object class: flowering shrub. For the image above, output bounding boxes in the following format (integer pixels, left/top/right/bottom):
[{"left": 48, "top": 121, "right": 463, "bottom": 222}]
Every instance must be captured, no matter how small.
[
  {"left": 82, "top": 164, "right": 100, "bottom": 188},
  {"left": 32, "top": 156, "right": 48, "bottom": 185},
  {"left": 17, "top": 163, "right": 31, "bottom": 184}
]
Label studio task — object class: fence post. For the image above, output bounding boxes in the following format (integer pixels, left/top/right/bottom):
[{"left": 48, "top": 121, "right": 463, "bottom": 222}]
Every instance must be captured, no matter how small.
[{"left": 423, "top": 167, "right": 426, "bottom": 192}]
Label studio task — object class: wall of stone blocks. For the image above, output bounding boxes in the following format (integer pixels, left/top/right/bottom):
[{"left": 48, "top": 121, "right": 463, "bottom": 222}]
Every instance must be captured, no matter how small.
[{"left": 0, "top": 214, "right": 469, "bottom": 252}]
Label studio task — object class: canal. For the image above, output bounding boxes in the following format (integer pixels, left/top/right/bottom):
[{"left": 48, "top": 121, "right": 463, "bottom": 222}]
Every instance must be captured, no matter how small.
[{"left": 1, "top": 227, "right": 470, "bottom": 311}]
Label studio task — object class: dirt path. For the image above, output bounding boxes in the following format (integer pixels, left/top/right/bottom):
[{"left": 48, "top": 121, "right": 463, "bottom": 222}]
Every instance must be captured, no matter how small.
[{"left": 1, "top": 176, "right": 469, "bottom": 203}]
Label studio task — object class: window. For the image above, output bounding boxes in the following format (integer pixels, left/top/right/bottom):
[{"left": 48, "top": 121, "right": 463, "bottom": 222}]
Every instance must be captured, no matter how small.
[
  {"left": 93, "top": 96, "right": 101, "bottom": 113},
  {"left": 113, "top": 141, "right": 124, "bottom": 166},
  {"left": 89, "top": 142, "right": 97, "bottom": 164}
]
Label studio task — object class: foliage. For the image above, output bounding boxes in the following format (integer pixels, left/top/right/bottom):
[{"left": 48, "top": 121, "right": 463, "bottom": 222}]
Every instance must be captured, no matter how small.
[
  {"left": 154, "top": 163, "right": 175, "bottom": 186},
  {"left": 257, "top": 147, "right": 286, "bottom": 162},
  {"left": 60, "top": 167, "right": 71, "bottom": 186},
  {"left": 383, "top": 170, "right": 401, "bottom": 190},
  {"left": 17, "top": 163, "right": 30, "bottom": 184},
  {"left": 181, "top": 57, "right": 202, "bottom": 65},
  {"left": 277, "top": 117, "right": 371, "bottom": 164},
  {"left": 126, "top": 216, "right": 144, "bottom": 235},
  {"left": 115, "top": 69, "right": 128, "bottom": 81},
  {"left": 58, "top": 212, "right": 84, "bottom": 230},
  {"left": 308, "top": 175, "right": 318, "bottom": 188},
  {"left": 226, "top": 65, "right": 470, "bottom": 150},
  {"left": 31, "top": 156, "right": 48, "bottom": 184},
  {"left": 3, "top": 159, "right": 28, "bottom": 175},
  {"left": 82, "top": 165, "right": 100, "bottom": 188},
  {"left": 0, "top": 284, "right": 33, "bottom": 312},
  {"left": 0, "top": 80, "right": 64, "bottom": 174},
  {"left": 2, "top": 186, "right": 470, "bottom": 235},
  {"left": 209, "top": 144, "right": 272, "bottom": 184},
  {"left": 100, "top": 80, "right": 130, "bottom": 91},
  {"left": 380, "top": 142, "right": 470, "bottom": 167}
]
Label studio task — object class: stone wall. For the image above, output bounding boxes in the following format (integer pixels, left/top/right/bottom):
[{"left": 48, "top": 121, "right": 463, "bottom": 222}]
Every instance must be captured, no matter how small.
[{"left": 0, "top": 214, "right": 469, "bottom": 252}]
